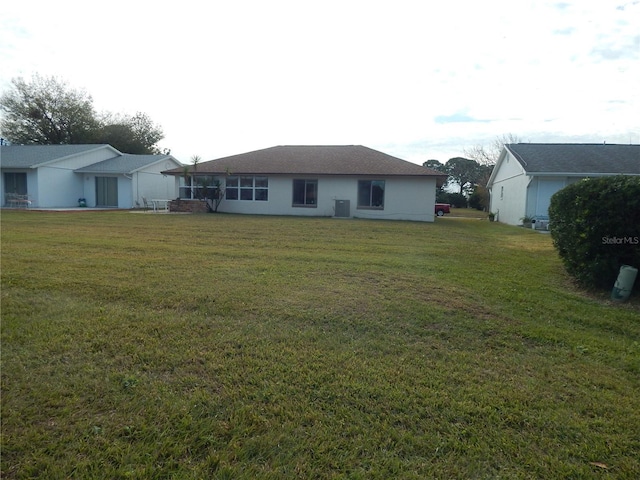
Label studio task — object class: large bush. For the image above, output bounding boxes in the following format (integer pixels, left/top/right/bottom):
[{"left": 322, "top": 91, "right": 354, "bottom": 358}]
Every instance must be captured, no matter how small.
[
  {"left": 435, "top": 192, "right": 467, "bottom": 208},
  {"left": 468, "top": 185, "right": 489, "bottom": 211},
  {"left": 549, "top": 176, "right": 640, "bottom": 291}
]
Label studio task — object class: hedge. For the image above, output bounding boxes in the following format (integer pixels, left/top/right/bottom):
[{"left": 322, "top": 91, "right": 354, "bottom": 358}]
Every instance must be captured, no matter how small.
[{"left": 548, "top": 175, "right": 640, "bottom": 291}]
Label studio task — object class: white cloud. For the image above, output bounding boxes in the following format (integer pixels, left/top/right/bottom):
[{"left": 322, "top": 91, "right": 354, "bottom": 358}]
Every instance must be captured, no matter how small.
[{"left": 1, "top": 0, "right": 638, "bottom": 163}]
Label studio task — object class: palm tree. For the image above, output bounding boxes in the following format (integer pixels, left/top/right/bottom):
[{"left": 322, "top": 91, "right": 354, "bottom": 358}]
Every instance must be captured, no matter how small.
[{"left": 190, "top": 155, "right": 201, "bottom": 198}]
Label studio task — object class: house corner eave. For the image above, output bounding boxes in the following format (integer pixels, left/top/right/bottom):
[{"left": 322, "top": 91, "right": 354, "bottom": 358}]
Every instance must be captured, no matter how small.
[
  {"left": 486, "top": 147, "right": 508, "bottom": 187},
  {"left": 435, "top": 174, "right": 447, "bottom": 188}
]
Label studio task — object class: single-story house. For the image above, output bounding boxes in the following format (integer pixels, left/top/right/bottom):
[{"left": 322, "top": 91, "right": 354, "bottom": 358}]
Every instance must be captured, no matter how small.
[
  {"left": 486, "top": 143, "right": 640, "bottom": 226},
  {"left": 1, "top": 144, "right": 182, "bottom": 208},
  {"left": 163, "top": 145, "right": 446, "bottom": 221}
]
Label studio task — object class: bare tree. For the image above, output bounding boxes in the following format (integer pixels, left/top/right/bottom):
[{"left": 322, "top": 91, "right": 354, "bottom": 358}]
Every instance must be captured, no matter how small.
[
  {"left": 464, "top": 133, "right": 522, "bottom": 166},
  {"left": 462, "top": 134, "right": 521, "bottom": 211}
]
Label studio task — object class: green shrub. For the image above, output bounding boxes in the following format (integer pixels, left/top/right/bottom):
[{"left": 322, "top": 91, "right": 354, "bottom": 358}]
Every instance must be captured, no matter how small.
[
  {"left": 549, "top": 176, "right": 640, "bottom": 291},
  {"left": 435, "top": 192, "right": 468, "bottom": 208},
  {"left": 435, "top": 190, "right": 467, "bottom": 207},
  {"left": 435, "top": 188, "right": 449, "bottom": 203},
  {"left": 468, "top": 186, "right": 489, "bottom": 211}
]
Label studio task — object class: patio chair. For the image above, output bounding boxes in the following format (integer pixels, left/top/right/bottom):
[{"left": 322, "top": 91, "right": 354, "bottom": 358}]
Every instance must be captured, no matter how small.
[{"left": 6, "top": 193, "right": 31, "bottom": 208}]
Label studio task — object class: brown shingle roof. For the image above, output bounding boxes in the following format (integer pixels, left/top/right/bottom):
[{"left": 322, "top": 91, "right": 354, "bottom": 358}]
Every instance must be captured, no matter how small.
[{"left": 163, "top": 145, "right": 444, "bottom": 177}]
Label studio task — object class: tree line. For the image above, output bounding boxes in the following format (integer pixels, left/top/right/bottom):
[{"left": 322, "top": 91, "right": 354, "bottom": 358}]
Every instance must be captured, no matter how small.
[
  {"left": 0, "top": 74, "right": 165, "bottom": 155},
  {"left": 1, "top": 74, "right": 520, "bottom": 205},
  {"left": 424, "top": 134, "right": 520, "bottom": 211}
]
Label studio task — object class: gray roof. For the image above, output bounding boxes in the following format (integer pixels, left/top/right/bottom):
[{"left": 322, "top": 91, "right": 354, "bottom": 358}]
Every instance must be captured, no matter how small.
[
  {"left": 163, "top": 145, "right": 444, "bottom": 177},
  {"left": 0, "top": 144, "right": 113, "bottom": 168},
  {"left": 74, "top": 154, "right": 175, "bottom": 174},
  {"left": 1, "top": 144, "right": 180, "bottom": 173},
  {"left": 506, "top": 143, "right": 640, "bottom": 175}
]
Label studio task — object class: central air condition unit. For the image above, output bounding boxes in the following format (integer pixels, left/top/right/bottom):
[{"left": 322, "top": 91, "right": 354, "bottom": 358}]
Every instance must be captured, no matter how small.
[{"left": 334, "top": 199, "right": 350, "bottom": 218}]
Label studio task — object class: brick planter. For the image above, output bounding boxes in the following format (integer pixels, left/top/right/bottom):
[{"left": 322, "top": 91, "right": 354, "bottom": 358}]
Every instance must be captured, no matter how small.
[{"left": 168, "top": 199, "right": 209, "bottom": 213}]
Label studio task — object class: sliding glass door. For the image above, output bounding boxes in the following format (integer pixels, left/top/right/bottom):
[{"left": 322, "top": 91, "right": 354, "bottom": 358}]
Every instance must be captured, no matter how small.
[{"left": 95, "top": 177, "right": 118, "bottom": 207}]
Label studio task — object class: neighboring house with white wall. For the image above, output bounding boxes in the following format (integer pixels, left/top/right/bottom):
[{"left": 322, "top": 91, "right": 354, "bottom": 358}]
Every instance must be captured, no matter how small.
[
  {"left": 1, "top": 144, "right": 182, "bottom": 208},
  {"left": 163, "top": 145, "right": 446, "bottom": 222},
  {"left": 487, "top": 143, "right": 640, "bottom": 226}
]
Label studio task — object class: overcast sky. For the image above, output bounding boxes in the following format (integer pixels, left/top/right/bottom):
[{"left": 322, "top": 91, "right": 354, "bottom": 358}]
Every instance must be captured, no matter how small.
[{"left": 1, "top": 0, "right": 638, "bottom": 165}]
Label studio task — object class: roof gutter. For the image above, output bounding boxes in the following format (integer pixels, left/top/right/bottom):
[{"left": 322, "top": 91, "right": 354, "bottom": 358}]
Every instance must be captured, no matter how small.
[
  {"left": 526, "top": 172, "right": 640, "bottom": 177},
  {"left": 161, "top": 171, "right": 444, "bottom": 178}
]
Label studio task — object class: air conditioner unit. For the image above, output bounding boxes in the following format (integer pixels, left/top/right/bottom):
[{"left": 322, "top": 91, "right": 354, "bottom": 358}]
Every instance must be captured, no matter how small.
[{"left": 334, "top": 199, "right": 350, "bottom": 218}]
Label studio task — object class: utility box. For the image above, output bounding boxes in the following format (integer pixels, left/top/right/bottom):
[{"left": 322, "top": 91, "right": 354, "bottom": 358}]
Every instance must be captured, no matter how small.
[
  {"left": 611, "top": 265, "right": 638, "bottom": 302},
  {"left": 334, "top": 199, "right": 350, "bottom": 218}
]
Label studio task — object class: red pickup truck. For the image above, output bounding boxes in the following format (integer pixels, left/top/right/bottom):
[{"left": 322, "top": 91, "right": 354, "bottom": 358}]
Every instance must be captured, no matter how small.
[{"left": 435, "top": 203, "right": 451, "bottom": 216}]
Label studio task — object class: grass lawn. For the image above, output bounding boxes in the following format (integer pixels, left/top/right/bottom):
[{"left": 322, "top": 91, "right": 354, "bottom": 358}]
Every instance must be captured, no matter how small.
[
  {"left": 2, "top": 211, "right": 639, "bottom": 479},
  {"left": 446, "top": 207, "right": 489, "bottom": 219}
]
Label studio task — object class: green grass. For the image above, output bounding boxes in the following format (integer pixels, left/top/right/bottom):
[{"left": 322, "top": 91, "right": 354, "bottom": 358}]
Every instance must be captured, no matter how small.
[
  {"left": 2, "top": 211, "right": 639, "bottom": 479},
  {"left": 447, "top": 207, "right": 488, "bottom": 219}
]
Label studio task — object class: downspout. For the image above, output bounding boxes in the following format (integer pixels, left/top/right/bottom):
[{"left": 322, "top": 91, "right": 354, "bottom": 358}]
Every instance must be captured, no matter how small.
[
  {"left": 526, "top": 175, "right": 535, "bottom": 218},
  {"left": 123, "top": 173, "right": 133, "bottom": 208}
]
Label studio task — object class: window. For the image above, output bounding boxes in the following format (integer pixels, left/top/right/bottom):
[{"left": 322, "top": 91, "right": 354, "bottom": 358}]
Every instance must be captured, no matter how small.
[
  {"left": 240, "top": 176, "right": 254, "bottom": 200},
  {"left": 225, "top": 176, "right": 268, "bottom": 201},
  {"left": 180, "top": 175, "right": 221, "bottom": 199},
  {"left": 358, "top": 180, "right": 385, "bottom": 209},
  {"left": 4, "top": 172, "right": 27, "bottom": 195},
  {"left": 225, "top": 176, "right": 239, "bottom": 200},
  {"left": 292, "top": 179, "right": 317, "bottom": 207},
  {"left": 254, "top": 177, "right": 269, "bottom": 201}
]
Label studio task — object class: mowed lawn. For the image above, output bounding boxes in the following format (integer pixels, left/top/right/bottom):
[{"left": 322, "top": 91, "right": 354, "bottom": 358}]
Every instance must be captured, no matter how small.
[{"left": 1, "top": 211, "right": 639, "bottom": 479}]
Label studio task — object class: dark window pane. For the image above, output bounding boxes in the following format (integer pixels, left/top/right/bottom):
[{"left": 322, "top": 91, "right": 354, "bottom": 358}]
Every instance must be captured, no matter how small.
[
  {"left": 358, "top": 180, "right": 371, "bottom": 207},
  {"left": 293, "top": 180, "right": 305, "bottom": 204},
  {"left": 293, "top": 179, "right": 318, "bottom": 206},
  {"left": 306, "top": 182, "right": 317, "bottom": 204},
  {"left": 371, "top": 181, "right": 385, "bottom": 207},
  {"left": 4, "top": 173, "right": 27, "bottom": 195},
  {"left": 255, "top": 189, "right": 268, "bottom": 201},
  {"left": 358, "top": 180, "right": 384, "bottom": 208}
]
